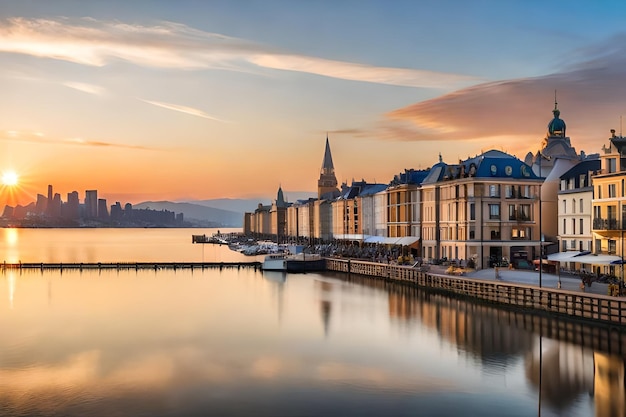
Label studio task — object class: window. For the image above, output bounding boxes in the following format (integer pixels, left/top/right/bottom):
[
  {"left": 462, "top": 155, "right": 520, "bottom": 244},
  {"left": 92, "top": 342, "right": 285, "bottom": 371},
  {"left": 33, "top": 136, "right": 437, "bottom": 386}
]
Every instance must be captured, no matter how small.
[
  {"left": 594, "top": 205, "right": 601, "bottom": 219},
  {"left": 571, "top": 240, "right": 576, "bottom": 249},
  {"left": 597, "top": 185, "right": 602, "bottom": 199},
  {"left": 505, "top": 185, "right": 514, "bottom": 198},
  {"left": 579, "top": 174, "right": 586, "bottom": 188},
  {"left": 608, "top": 158, "right": 617, "bottom": 173},
  {"left": 469, "top": 227, "right": 475, "bottom": 239},
  {"left": 579, "top": 199, "right": 583, "bottom": 213},
  {"left": 609, "top": 239, "right": 617, "bottom": 254},
  {"left": 519, "top": 204, "right": 530, "bottom": 220},
  {"left": 563, "top": 200, "right": 567, "bottom": 213},
  {"left": 608, "top": 205, "right": 617, "bottom": 221},
  {"left": 509, "top": 205, "right": 516, "bottom": 220},
  {"left": 470, "top": 203, "right": 475, "bottom": 220},
  {"left": 579, "top": 219, "right": 583, "bottom": 235},
  {"left": 609, "top": 183, "right": 617, "bottom": 198},
  {"left": 563, "top": 218, "right": 566, "bottom": 234},
  {"left": 489, "top": 184, "right": 500, "bottom": 197},
  {"left": 572, "top": 218, "right": 576, "bottom": 234},
  {"left": 489, "top": 204, "right": 500, "bottom": 219},
  {"left": 572, "top": 198, "right": 576, "bottom": 213},
  {"left": 512, "top": 227, "right": 527, "bottom": 239}
]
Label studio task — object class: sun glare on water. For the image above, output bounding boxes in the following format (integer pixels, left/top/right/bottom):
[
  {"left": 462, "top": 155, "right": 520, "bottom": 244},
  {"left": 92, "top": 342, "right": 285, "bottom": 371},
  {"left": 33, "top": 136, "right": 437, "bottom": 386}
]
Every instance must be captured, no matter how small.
[{"left": 2, "top": 171, "right": 19, "bottom": 186}]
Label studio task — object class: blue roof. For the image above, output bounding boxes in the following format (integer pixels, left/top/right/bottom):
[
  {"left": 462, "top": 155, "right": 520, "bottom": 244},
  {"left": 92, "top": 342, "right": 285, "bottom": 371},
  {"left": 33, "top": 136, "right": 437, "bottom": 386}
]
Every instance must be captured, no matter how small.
[{"left": 422, "top": 149, "right": 539, "bottom": 184}]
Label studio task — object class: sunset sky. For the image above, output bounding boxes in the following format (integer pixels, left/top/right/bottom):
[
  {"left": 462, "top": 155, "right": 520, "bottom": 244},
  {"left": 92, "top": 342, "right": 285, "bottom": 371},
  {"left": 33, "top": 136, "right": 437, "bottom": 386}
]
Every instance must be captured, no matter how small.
[{"left": 1, "top": 0, "right": 626, "bottom": 207}]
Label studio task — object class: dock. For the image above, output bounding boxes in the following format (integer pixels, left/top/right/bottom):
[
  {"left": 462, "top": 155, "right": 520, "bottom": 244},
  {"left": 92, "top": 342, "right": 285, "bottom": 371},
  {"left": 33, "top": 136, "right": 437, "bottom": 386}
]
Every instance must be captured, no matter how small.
[{"left": 1, "top": 261, "right": 262, "bottom": 271}]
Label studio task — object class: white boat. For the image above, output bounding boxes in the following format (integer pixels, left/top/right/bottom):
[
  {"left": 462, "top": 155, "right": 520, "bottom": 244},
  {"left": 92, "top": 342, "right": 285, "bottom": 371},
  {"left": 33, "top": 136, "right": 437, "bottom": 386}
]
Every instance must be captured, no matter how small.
[
  {"left": 261, "top": 253, "right": 326, "bottom": 273},
  {"left": 262, "top": 253, "right": 288, "bottom": 271}
]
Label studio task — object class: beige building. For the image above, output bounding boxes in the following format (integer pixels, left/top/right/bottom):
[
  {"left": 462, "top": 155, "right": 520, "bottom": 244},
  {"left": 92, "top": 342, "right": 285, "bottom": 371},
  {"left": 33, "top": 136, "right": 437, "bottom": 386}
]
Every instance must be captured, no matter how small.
[
  {"left": 421, "top": 150, "right": 541, "bottom": 268},
  {"left": 591, "top": 130, "right": 626, "bottom": 277}
]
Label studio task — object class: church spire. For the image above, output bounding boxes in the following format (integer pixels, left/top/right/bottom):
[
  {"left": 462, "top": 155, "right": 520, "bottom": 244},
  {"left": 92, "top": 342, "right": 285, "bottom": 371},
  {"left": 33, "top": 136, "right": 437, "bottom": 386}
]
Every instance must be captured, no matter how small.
[
  {"left": 318, "top": 135, "right": 339, "bottom": 200},
  {"left": 321, "top": 134, "right": 335, "bottom": 174}
]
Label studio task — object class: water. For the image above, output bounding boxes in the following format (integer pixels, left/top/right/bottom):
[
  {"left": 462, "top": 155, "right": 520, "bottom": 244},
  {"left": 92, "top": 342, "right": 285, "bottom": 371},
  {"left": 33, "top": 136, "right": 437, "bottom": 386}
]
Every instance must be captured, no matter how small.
[{"left": 0, "top": 228, "right": 620, "bottom": 416}]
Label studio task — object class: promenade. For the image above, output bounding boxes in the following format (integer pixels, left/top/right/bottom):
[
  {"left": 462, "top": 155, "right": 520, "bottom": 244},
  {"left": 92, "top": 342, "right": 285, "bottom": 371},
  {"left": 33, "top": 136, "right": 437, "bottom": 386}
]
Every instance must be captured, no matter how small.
[{"left": 431, "top": 265, "right": 613, "bottom": 297}]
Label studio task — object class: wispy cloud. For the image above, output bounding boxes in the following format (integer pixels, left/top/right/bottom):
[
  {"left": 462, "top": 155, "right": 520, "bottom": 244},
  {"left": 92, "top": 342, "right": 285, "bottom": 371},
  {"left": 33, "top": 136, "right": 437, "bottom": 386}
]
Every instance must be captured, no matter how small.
[
  {"left": 0, "top": 130, "right": 154, "bottom": 150},
  {"left": 63, "top": 81, "right": 106, "bottom": 96},
  {"left": 139, "top": 99, "right": 228, "bottom": 122},
  {"left": 0, "top": 17, "right": 481, "bottom": 89},
  {"left": 250, "top": 54, "right": 479, "bottom": 89},
  {"left": 341, "top": 34, "right": 626, "bottom": 157}
]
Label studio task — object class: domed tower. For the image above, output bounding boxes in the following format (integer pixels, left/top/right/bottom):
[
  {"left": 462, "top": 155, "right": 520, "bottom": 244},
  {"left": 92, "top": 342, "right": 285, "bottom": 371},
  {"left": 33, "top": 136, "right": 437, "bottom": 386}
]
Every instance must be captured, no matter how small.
[
  {"left": 547, "top": 100, "right": 566, "bottom": 138},
  {"left": 318, "top": 135, "right": 340, "bottom": 199}
]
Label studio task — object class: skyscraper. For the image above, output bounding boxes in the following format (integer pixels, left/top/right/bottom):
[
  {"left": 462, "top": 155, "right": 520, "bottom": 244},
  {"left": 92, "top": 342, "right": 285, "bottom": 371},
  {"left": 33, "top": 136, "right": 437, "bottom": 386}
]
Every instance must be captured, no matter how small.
[{"left": 85, "top": 190, "right": 98, "bottom": 218}]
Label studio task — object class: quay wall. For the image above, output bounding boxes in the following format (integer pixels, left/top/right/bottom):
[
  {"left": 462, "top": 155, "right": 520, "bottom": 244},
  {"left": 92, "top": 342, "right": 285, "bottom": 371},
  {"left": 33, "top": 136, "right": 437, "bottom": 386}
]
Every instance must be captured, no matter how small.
[{"left": 325, "top": 258, "right": 626, "bottom": 327}]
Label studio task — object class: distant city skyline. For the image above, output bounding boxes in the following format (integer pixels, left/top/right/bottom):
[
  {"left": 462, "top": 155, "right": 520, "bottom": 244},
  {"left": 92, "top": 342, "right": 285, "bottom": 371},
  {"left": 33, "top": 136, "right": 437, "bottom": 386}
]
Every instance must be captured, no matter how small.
[{"left": 1, "top": 1, "right": 626, "bottom": 207}]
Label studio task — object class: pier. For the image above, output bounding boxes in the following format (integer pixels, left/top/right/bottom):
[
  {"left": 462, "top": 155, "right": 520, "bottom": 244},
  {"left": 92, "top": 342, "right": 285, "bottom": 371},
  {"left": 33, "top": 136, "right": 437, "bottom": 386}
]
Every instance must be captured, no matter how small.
[
  {"left": 1, "top": 261, "right": 262, "bottom": 271},
  {"left": 326, "top": 258, "right": 626, "bottom": 327}
]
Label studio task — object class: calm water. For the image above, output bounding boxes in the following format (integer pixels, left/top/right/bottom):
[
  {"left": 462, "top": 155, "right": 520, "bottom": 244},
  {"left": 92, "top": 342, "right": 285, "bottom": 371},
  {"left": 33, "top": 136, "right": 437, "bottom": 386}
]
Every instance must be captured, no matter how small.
[{"left": 0, "top": 228, "right": 622, "bottom": 416}]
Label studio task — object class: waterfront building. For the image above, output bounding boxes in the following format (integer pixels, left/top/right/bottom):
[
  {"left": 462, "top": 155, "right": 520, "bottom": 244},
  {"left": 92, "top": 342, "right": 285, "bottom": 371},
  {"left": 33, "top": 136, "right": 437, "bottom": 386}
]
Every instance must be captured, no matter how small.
[
  {"left": 312, "top": 199, "right": 333, "bottom": 242},
  {"left": 251, "top": 203, "right": 271, "bottom": 237},
  {"left": 270, "top": 186, "right": 289, "bottom": 241},
  {"left": 557, "top": 158, "right": 600, "bottom": 271},
  {"left": 359, "top": 184, "right": 388, "bottom": 237},
  {"left": 591, "top": 129, "right": 626, "bottom": 277},
  {"left": 421, "top": 150, "right": 541, "bottom": 268},
  {"left": 386, "top": 169, "right": 429, "bottom": 239}
]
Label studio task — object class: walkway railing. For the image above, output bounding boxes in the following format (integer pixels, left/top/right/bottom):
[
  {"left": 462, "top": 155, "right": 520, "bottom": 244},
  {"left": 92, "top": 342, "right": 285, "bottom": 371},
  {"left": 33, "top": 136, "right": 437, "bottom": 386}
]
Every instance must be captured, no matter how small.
[{"left": 326, "top": 258, "right": 626, "bottom": 326}]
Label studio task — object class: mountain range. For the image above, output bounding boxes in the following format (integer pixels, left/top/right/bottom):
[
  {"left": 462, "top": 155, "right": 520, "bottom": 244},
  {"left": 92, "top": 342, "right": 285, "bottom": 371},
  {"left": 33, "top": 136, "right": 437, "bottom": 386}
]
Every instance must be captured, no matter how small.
[{"left": 134, "top": 193, "right": 316, "bottom": 227}]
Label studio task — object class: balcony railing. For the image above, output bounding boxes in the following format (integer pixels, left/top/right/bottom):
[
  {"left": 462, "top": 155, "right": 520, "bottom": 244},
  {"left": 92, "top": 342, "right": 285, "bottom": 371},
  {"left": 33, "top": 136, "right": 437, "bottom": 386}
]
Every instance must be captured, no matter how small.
[{"left": 593, "top": 218, "right": 621, "bottom": 230}]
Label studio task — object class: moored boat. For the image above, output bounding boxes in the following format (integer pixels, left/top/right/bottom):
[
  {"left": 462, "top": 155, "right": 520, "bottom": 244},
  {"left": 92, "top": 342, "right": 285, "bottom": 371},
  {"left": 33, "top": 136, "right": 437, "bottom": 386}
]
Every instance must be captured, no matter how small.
[{"left": 261, "top": 253, "right": 326, "bottom": 273}]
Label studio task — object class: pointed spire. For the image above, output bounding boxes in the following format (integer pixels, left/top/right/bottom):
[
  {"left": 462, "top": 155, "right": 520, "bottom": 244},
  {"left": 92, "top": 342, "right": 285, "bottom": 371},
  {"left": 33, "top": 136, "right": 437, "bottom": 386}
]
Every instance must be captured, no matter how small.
[
  {"left": 276, "top": 185, "right": 285, "bottom": 207},
  {"left": 321, "top": 134, "right": 335, "bottom": 173},
  {"left": 318, "top": 134, "right": 339, "bottom": 200}
]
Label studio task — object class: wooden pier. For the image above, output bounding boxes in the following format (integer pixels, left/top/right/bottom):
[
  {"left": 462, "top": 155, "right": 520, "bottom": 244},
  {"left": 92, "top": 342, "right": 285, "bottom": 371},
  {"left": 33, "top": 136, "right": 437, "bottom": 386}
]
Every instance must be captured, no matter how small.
[
  {"left": 1, "top": 261, "right": 262, "bottom": 271},
  {"left": 326, "top": 258, "right": 626, "bottom": 327}
]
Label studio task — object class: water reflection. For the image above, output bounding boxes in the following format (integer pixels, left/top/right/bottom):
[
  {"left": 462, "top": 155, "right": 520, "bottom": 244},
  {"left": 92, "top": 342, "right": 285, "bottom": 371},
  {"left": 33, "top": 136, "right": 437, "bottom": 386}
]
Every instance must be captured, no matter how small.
[
  {"left": 340, "top": 273, "right": 626, "bottom": 417},
  {"left": 1, "top": 265, "right": 624, "bottom": 416}
]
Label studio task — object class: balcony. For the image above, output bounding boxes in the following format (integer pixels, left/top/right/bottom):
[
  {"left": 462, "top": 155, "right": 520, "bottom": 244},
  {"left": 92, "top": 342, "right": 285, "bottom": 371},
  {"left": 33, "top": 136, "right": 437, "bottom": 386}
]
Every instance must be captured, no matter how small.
[
  {"left": 508, "top": 213, "right": 531, "bottom": 222},
  {"left": 593, "top": 218, "right": 620, "bottom": 230}
]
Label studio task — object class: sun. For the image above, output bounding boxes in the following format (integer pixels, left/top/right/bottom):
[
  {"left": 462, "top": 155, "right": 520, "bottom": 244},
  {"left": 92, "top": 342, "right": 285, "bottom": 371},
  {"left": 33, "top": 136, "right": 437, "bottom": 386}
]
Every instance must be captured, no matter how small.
[{"left": 2, "top": 171, "right": 19, "bottom": 186}]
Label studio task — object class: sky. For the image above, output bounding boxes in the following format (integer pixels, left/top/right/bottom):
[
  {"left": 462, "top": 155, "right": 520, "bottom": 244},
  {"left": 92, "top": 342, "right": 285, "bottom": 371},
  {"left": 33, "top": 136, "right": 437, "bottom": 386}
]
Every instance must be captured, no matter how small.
[{"left": 1, "top": 0, "right": 626, "bottom": 207}]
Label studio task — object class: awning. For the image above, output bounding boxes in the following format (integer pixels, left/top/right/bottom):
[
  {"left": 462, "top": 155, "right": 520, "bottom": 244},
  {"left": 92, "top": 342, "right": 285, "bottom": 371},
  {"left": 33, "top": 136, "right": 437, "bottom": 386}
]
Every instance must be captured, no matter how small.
[
  {"left": 569, "top": 254, "right": 623, "bottom": 265},
  {"left": 395, "top": 236, "right": 420, "bottom": 246},
  {"left": 546, "top": 251, "right": 589, "bottom": 262},
  {"left": 364, "top": 236, "right": 387, "bottom": 244}
]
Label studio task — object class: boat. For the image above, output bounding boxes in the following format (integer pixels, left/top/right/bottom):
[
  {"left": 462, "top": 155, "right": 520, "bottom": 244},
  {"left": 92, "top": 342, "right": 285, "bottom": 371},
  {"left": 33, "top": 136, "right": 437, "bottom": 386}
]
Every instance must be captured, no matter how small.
[{"left": 261, "top": 253, "right": 326, "bottom": 273}]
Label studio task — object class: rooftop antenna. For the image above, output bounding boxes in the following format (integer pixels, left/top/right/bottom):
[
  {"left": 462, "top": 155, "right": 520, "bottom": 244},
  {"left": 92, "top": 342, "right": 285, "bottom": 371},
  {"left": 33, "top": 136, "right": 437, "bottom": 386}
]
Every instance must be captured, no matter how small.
[
  {"left": 554, "top": 89, "right": 558, "bottom": 110},
  {"left": 621, "top": 116, "right": 623, "bottom": 137}
]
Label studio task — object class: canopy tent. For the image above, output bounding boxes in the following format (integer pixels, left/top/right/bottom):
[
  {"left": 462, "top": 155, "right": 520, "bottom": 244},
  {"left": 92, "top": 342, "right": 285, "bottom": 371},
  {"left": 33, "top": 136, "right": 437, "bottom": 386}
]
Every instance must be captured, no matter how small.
[
  {"left": 362, "top": 236, "right": 419, "bottom": 246},
  {"left": 546, "top": 251, "right": 590, "bottom": 262},
  {"left": 569, "top": 254, "right": 622, "bottom": 265}
]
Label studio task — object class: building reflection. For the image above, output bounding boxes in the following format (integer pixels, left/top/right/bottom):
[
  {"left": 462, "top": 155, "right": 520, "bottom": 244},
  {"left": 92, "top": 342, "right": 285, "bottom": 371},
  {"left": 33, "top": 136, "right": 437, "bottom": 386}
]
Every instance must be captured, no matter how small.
[
  {"left": 339, "top": 274, "right": 626, "bottom": 416},
  {"left": 594, "top": 353, "right": 625, "bottom": 417}
]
